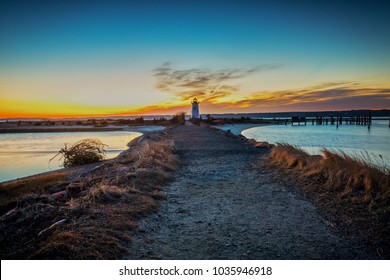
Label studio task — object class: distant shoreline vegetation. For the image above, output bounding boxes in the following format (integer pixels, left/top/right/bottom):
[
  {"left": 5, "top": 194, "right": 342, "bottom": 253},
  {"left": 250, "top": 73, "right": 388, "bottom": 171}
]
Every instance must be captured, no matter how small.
[
  {"left": 0, "top": 113, "right": 186, "bottom": 133},
  {"left": 1, "top": 109, "right": 389, "bottom": 122}
]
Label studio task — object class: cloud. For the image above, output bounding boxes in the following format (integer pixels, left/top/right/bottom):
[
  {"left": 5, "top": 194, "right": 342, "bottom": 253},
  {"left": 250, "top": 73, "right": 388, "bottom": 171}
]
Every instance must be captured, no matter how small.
[
  {"left": 150, "top": 64, "right": 390, "bottom": 114},
  {"left": 118, "top": 83, "right": 390, "bottom": 116},
  {"left": 167, "top": 83, "right": 389, "bottom": 113},
  {"left": 217, "top": 84, "right": 390, "bottom": 112},
  {"left": 247, "top": 83, "right": 390, "bottom": 105},
  {"left": 153, "top": 62, "right": 281, "bottom": 103}
]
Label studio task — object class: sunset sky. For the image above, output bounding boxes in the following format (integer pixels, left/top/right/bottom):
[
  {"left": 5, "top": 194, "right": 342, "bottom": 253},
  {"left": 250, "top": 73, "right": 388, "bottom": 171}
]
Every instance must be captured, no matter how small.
[{"left": 1, "top": 0, "right": 389, "bottom": 118}]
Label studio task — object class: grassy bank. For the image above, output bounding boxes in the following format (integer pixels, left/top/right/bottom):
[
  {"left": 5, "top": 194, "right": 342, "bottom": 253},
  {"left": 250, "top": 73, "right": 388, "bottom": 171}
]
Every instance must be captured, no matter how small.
[
  {"left": 0, "top": 132, "right": 178, "bottom": 259},
  {"left": 0, "top": 127, "right": 123, "bottom": 133},
  {"left": 0, "top": 172, "right": 69, "bottom": 212},
  {"left": 265, "top": 144, "right": 390, "bottom": 258}
]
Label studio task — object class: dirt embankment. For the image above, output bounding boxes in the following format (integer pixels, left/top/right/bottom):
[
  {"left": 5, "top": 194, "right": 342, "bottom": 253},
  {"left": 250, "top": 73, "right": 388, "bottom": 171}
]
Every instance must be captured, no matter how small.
[{"left": 0, "top": 130, "right": 178, "bottom": 259}]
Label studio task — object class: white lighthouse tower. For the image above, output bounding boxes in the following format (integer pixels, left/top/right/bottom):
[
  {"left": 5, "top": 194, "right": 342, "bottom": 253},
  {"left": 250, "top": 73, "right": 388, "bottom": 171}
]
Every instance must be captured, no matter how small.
[{"left": 191, "top": 98, "right": 200, "bottom": 119}]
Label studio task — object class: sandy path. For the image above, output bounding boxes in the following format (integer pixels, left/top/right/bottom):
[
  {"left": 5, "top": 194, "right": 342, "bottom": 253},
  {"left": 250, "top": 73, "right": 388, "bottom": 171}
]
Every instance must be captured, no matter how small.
[{"left": 130, "top": 124, "right": 377, "bottom": 259}]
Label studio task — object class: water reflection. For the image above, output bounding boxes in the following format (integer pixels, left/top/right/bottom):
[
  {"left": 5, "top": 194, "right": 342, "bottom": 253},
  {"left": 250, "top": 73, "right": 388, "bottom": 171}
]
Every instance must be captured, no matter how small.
[{"left": 0, "top": 131, "right": 143, "bottom": 182}]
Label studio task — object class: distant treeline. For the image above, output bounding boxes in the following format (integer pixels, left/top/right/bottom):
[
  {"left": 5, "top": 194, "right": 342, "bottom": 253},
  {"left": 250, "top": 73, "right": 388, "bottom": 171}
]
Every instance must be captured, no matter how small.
[{"left": 2, "top": 109, "right": 389, "bottom": 123}]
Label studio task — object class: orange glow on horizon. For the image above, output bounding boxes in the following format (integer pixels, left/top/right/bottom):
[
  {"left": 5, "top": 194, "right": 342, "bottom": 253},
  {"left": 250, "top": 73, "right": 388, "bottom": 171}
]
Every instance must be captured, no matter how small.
[
  {"left": 0, "top": 97, "right": 191, "bottom": 118},
  {"left": 1, "top": 81, "right": 389, "bottom": 119}
]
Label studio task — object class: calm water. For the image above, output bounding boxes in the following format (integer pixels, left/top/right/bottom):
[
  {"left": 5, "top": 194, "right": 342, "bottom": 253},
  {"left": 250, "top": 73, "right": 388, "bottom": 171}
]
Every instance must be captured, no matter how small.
[
  {"left": 0, "top": 130, "right": 150, "bottom": 182},
  {"left": 220, "top": 120, "right": 390, "bottom": 168}
]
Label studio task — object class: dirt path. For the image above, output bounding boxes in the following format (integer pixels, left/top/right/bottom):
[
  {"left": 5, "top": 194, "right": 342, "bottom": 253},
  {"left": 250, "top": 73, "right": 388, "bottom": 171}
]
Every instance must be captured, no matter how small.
[{"left": 129, "top": 124, "right": 377, "bottom": 259}]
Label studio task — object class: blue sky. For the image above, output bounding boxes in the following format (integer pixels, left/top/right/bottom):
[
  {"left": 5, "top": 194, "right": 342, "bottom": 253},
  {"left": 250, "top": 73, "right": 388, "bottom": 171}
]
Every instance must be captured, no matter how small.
[{"left": 1, "top": 0, "right": 389, "bottom": 117}]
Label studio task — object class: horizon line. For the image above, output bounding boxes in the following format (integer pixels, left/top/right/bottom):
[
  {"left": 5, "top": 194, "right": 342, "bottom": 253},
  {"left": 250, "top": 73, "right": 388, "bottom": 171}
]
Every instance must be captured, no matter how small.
[{"left": 1, "top": 108, "right": 389, "bottom": 120}]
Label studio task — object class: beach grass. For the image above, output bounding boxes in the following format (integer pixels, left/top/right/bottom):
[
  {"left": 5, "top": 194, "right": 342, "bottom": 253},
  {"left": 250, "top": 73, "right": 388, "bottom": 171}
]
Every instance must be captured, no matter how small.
[
  {"left": 267, "top": 143, "right": 390, "bottom": 199},
  {"left": 265, "top": 143, "right": 390, "bottom": 258},
  {"left": 0, "top": 134, "right": 178, "bottom": 259}
]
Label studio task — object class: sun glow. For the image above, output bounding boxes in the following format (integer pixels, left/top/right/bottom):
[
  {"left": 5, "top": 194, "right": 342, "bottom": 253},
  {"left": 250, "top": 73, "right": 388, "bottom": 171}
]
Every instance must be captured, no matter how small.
[{"left": 1, "top": 1, "right": 389, "bottom": 118}]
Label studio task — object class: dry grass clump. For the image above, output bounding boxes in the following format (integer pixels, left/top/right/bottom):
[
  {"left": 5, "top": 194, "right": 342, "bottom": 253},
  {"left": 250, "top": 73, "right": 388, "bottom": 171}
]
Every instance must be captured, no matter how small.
[
  {"left": 0, "top": 135, "right": 178, "bottom": 259},
  {"left": 31, "top": 227, "right": 131, "bottom": 259},
  {"left": 265, "top": 143, "right": 390, "bottom": 258},
  {"left": 82, "top": 184, "right": 127, "bottom": 204},
  {"left": 268, "top": 143, "right": 322, "bottom": 169},
  {"left": 128, "top": 140, "right": 177, "bottom": 171},
  {"left": 0, "top": 172, "right": 68, "bottom": 212},
  {"left": 267, "top": 144, "right": 390, "bottom": 201},
  {"left": 320, "top": 149, "right": 390, "bottom": 195},
  {"left": 51, "top": 138, "right": 107, "bottom": 168}
]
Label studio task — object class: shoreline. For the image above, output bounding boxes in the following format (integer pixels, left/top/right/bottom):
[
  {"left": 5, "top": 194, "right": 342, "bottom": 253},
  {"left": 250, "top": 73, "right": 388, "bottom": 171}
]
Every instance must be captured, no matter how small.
[
  {"left": 0, "top": 125, "right": 167, "bottom": 134},
  {"left": 211, "top": 123, "right": 269, "bottom": 135},
  {"left": 0, "top": 124, "right": 388, "bottom": 259},
  {"left": 215, "top": 120, "right": 390, "bottom": 169},
  {"left": 2, "top": 120, "right": 388, "bottom": 183},
  {"left": 0, "top": 127, "right": 123, "bottom": 133},
  {"left": 0, "top": 129, "right": 177, "bottom": 259}
]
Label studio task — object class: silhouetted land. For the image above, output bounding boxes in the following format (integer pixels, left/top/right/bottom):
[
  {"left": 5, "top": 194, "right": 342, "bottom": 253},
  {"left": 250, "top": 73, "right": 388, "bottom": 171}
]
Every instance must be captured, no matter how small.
[{"left": 0, "top": 114, "right": 185, "bottom": 133}]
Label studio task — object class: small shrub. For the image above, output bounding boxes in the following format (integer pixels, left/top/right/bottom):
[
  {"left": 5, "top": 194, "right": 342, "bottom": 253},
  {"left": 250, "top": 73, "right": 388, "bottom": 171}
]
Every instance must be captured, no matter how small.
[
  {"left": 51, "top": 139, "right": 108, "bottom": 168},
  {"left": 134, "top": 116, "right": 144, "bottom": 124},
  {"left": 87, "top": 119, "right": 97, "bottom": 125},
  {"left": 171, "top": 112, "right": 186, "bottom": 125}
]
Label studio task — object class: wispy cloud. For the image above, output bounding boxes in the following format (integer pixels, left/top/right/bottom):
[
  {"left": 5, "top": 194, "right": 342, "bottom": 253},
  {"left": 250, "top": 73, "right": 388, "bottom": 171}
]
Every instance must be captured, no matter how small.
[
  {"left": 151, "top": 64, "right": 390, "bottom": 114},
  {"left": 106, "top": 82, "right": 390, "bottom": 116},
  {"left": 213, "top": 83, "right": 390, "bottom": 112},
  {"left": 153, "top": 62, "right": 281, "bottom": 103},
  {"left": 246, "top": 83, "right": 390, "bottom": 106}
]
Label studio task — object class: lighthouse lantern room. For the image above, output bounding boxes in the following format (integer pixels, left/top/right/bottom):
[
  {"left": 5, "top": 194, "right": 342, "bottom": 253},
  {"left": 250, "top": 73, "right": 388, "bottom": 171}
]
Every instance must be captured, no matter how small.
[{"left": 191, "top": 98, "right": 200, "bottom": 119}]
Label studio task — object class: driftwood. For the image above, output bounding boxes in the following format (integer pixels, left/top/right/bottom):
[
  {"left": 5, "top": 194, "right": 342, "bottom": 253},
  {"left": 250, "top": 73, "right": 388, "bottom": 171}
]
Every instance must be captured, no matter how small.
[
  {"left": 37, "top": 219, "right": 68, "bottom": 236},
  {"left": 48, "top": 182, "right": 85, "bottom": 200},
  {"left": 0, "top": 208, "right": 18, "bottom": 221},
  {"left": 49, "top": 190, "right": 67, "bottom": 200}
]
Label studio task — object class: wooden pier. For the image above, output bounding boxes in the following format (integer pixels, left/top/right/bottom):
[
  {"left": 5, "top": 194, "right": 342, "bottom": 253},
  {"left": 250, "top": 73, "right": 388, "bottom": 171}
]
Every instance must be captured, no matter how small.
[
  {"left": 279, "top": 113, "right": 376, "bottom": 128},
  {"left": 291, "top": 116, "right": 307, "bottom": 125}
]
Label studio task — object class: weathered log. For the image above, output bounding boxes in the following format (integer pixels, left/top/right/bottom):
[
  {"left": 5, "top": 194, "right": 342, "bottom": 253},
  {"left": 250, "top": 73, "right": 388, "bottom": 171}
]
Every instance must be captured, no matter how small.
[{"left": 37, "top": 219, "right": 68, "bottom": 236}]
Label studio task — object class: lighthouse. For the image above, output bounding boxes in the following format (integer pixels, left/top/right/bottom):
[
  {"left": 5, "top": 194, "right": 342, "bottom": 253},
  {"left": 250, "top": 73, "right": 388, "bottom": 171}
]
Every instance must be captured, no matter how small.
[{"left": 191, "top": 98, "right": 200, "bottom": 119}]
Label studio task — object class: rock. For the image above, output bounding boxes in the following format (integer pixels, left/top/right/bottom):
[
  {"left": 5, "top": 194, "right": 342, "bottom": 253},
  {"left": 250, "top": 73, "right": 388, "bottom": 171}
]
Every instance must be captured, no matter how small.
[
  {"left": 255, "top": 141, "right": 270, "bottom": 149},
  {"left": 1, "top": 208, "right": 18, "bottom": 221},
  {"left": 48, "top": 183, "right": 68, "bottom": 194},
  {"left": 49, "top": 190, "right": 67, "bottom": 200},
  {"left": 224, "top": 130, "right": 234, "bottom": 137},
  {"left": 146, "top": 132, "right": 160, "bottom": 140},
  {"left": 246, "top": 139, "right": 257, "bottom": 145},
  {"left": 66, "top": 181, "right": 84, "bottom": 197},
  {"left": 127, "top": 135, "right": 144, "bottom": 147}
]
